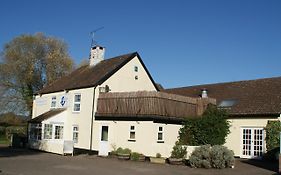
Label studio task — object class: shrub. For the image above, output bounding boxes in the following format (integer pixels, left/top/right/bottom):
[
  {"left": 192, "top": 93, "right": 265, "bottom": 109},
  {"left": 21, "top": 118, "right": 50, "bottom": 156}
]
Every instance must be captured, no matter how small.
[
  {"left": 170, "top": 141, "right": 187, "bottom": 159},
  {"left": 210, "top": 145, "right": 234, "bottom": 168},
  {"left": 190, "top": 145, "right": 211, "bottom": 168},
  {"left": 0, "top": 126, "right": 5, "bottom": 135},
  {"left": 264, "top": 120, "right": 281, "bottom": 160},
  {"left": 116, "top": 147, "right": 131, "bottom": 155},
  {"left": 130, "top": 152, "right": 141, "bottom": 161},
  {"left": 156, "top": 153, "right": 161, "bottom": 158},
  {"left": 179, "top": 105, "right": 230, "bottom": 146},
  {"left": 5, "top": 126, "right": 27, "bottom": 139},
  {"left": 189, "top": 145, "right": 234, "bottom": 169}
]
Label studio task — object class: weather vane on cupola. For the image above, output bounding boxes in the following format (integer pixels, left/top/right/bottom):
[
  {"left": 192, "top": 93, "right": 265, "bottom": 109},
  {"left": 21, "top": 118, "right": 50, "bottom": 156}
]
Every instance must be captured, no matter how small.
[{"left": 90, "top": 27, "right": 104, "bottom": 47}]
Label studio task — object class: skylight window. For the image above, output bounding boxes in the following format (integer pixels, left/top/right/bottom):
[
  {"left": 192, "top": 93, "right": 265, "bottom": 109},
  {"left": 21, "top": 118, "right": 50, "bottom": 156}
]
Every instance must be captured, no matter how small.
[{"left": 218, "top": 99, "right": 237, "bottom": 108}]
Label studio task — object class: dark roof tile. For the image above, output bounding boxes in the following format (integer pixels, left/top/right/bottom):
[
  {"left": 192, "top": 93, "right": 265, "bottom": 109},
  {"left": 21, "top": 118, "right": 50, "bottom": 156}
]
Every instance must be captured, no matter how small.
[
  {"left": 164, "top": 77, "right": 281, "bottom": 116},
  {"left": 28, "top": 109, "right": 66, "bottom": 123},
  {"left": 38, "top": 52, "right": 137, "bottom": 94}
]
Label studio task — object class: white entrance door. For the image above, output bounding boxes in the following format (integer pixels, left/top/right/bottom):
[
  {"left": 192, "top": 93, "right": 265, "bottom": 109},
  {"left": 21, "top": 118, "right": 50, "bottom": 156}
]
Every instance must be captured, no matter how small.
[
  {"left": 98, "top": 125, "right": 109, "bottom": 156},
  {"left": 241, "top": 128, "right": 264, "bottom": 159}
]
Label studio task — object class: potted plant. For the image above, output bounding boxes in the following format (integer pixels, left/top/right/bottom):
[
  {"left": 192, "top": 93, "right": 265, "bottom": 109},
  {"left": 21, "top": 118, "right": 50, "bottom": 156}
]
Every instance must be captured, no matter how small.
[
  {"left": 168, "top": 141, "right": 187, "bottom": 165},
  {"left": 116, "top": 147, "right": 131, "bottom": 160},
  {"left": 150, "top": 153, "right": 166, "bottom": 164},
  {"left": 130, "top": 152, "right": 146, "bottom": 161}
]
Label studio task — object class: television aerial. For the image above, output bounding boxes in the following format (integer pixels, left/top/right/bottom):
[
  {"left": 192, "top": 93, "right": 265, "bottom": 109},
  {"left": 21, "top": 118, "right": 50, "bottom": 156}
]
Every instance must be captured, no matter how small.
[{"left": 90, "top": 27, "right": 104, "bottom": 47}]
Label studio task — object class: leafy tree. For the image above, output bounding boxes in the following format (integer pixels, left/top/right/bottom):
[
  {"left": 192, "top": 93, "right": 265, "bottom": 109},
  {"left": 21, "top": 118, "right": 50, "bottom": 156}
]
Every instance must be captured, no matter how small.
[
  {"left": 179, "top": 105, "right": 230, "bottom": 146},
  {"left": 0, "top": 33, "right": 74, "bottom": 116},
  {"left": 264, "top": 121, "right": 281, "bottom": 152}
]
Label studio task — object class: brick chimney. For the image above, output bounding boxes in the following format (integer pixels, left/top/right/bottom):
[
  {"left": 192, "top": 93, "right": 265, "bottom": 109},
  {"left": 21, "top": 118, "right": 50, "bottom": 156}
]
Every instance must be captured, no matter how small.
[{"left": 89, "top": 45, "right": 105, "bottom": 67}]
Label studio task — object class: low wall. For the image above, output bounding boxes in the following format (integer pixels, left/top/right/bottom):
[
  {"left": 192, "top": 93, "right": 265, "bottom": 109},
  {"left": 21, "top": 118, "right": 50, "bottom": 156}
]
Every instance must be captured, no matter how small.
[{"left": 29, "top": 140, "right": 64, "bottom": 155}]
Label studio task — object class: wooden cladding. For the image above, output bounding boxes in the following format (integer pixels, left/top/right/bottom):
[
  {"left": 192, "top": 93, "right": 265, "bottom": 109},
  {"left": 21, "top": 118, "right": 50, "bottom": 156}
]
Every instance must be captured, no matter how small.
[{"left": 96, "top": 91, "right": 216, "bottom": 119}]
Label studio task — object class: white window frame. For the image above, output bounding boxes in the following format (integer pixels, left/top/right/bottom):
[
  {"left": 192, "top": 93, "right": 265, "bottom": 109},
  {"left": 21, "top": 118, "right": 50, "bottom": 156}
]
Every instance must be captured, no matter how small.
[
  {"left": 51, "top": 96, "right": 56, "bottom": 108},
  {"left": 43, "top": 124, "right": 53, "bottom": 140},
  {"left": 72, "top": 125, "right": 79, "bottom": 143},
  {"left": 128, "top": 125, "right": 136, "bottom": 141},
  {"left": 73, "top": 94, "right": 81, "bottom": 112},
  {"left": 54, "top": 125, "right": 64, "bottom": 140},
  {"left": 157, "top": 126, "right": 164, "bottom": 143},
  {"left": 29, "top": 123, "right": 42, "bottom": 141}
]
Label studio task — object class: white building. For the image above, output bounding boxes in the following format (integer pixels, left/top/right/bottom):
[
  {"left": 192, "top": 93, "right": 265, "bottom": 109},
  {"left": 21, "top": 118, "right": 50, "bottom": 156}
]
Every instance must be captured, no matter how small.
[
  {"left": 29, "top": 45, "right": 214, "bottom": 157},
  {"left": 29, "top": 45, "right": 281, "bottom": 159}
]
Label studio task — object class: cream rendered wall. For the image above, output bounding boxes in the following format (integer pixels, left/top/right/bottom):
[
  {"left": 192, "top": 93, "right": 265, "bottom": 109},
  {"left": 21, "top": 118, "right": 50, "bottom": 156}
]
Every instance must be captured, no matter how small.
[
  {"left": 91, "top": 120, "right": 181, "bottom": 158},
  {"left": 101, "top": 56, "right": 157, "bottom": 92},
  {"left": 31, "top": 55, "right": 158, "bottom": 153},
  {"left": 29, "top": 110, "right": 67, "bottom": 154},
  {"left": 224, "top": 117, "right": 278, "bottom": 157},
  {"left": 31, "top": 87, "right": 96, "bottom": 151}
]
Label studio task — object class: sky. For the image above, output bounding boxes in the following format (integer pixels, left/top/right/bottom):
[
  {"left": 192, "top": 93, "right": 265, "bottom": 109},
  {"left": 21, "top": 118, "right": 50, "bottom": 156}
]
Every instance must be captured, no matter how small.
[{"left": 0, "top": 0, "right": 280, "bottom": 88}]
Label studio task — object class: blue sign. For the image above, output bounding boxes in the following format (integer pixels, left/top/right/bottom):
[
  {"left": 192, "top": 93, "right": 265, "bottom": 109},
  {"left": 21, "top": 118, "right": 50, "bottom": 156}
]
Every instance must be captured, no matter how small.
[{"left": 60, "top": 96, "right": 66, "bottom": 107}]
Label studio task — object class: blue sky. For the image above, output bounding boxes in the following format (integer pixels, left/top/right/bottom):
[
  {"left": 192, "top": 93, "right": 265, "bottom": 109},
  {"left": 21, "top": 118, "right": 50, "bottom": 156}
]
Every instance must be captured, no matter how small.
[{"left": 0, "top": 0, "right": 280, "bottom": 88}]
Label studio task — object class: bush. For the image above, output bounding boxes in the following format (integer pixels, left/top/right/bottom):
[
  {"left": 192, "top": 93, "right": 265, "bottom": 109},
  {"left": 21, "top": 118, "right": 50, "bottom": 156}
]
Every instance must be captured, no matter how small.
[
  {"left": 170, "top": 141, "right": 187, "bottom": 159},
  {"left": 5, "top": 126, "right": 27, "bottom": 139},
  {"left": 156, "top": 153, "right": 161, "bottom": 158},
  {"left": 264, "top": 121, "right": 281, "bottom": 160},
  {"left": 179, "top": 105, "right": 230, "bottom": 146},
  {"left": 210, "top": 145, "right": 234, "bottom": 168},
  {"left": 190, "top": 145, "right": 211, "bottom": 168},
  {"left": 116, "top": 147, "right": 131, "bottom": 155},
  {"left": 130, "top": 152, "right": 141, "bottom": 161},
  {"left": 189, "top": 145, "right": 234, "bottom": 169},
  {"left": 0, "top": 126, "right": 5, "bottom": 135}
]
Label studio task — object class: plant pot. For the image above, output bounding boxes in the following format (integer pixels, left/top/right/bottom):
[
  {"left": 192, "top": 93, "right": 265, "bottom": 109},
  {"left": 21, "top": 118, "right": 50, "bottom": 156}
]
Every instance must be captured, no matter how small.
[
  {"left": 168, "top": 158, "right": 184, "bottom": 165},
  {"left": 117, "top": 153, "right": 130, "bottom": 160},
  {"left": 138, "top": 154, "right": 146, "bottom": 162},
  {"left": 150, "top": 157, "right": 166, "bottom": 164}
]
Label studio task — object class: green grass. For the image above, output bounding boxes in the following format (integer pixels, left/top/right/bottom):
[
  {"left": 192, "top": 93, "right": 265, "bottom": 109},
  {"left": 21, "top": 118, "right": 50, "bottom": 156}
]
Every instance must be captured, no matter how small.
[{"left": 0, "top": 134, "right": 10, "bottom": 145}]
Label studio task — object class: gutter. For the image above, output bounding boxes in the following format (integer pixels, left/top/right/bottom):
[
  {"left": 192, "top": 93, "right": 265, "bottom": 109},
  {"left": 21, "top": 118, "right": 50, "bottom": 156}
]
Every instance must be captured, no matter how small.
[{"left": 89, "top": 86, "right": 97, "bottom": 152}]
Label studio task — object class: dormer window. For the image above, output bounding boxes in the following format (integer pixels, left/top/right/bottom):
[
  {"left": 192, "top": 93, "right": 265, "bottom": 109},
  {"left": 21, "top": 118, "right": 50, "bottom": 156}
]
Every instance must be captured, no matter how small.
[{"left": 51, "top": 96, "right": 56, "bottom": 108}]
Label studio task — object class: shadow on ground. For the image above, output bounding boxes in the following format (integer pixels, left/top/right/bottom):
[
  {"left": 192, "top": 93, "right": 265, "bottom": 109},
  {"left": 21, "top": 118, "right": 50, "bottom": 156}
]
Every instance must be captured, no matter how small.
[
  {"left": 240, "top": 158, "right": 278, "bottom": 173},
  {"left": 0, "top": 145, "right": 42, "bottom": 158}
]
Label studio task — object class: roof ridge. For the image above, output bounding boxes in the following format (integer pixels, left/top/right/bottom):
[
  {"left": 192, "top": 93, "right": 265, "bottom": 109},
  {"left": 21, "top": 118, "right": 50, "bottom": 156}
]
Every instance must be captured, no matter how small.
[{"left": 167, "top": 76, "right": 281, "bottom": 90}]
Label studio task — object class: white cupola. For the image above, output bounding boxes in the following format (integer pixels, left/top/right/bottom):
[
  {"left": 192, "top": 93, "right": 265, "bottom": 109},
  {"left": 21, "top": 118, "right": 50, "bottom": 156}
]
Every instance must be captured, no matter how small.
[{"left": 89, "top": 45, "right": 105, "bottom": 67}]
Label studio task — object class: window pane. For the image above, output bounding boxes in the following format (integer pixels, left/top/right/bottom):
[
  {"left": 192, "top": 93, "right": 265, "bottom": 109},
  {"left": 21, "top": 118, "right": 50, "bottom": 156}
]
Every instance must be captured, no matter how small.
[
  {"left": 130, "top": 132, "right": 135, "bottom": 139},
  {"left": 74, "top": 94, "right": 81, "bottom": 102},
  {"left": 159, "top": 127, "right": 163, "bottom": 132},
  {"left": 101, "top": 126, "right": 108, "bottom": 141},
  {"left": 158, "top": 133, "right": 163, "bottom": 141},
  {"left": 30, "top": 124, "right": 42, "bottom": 140},
  {"left": 44, "top": 124, "right": 52, "bottom": 139},
  {"left": 74, "top": 104, "right": 80, "bottom": 111},
  {"left": 55, "top": 126, "right": 63, "bottom": 139},
  {"left": 130, "top": 126, "right": 135, "bottom": 130},
  {"left": 51, "top": 96, "right": 56, "bottom": 108},
  {"left": 73, "top": 126, "right": 79, "bottom": 143}
]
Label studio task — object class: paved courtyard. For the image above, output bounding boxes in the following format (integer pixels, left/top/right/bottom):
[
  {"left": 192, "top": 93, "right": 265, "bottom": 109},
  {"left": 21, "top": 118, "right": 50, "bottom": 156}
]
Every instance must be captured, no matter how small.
[{"left": 0, "top": 146, "right": 278, "bottom": 175}]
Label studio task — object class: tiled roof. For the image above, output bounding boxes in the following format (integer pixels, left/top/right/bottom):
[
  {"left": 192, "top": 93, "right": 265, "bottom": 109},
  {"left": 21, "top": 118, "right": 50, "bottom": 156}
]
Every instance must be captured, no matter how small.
[
  {"left": 38, "top": 52, "right": 158, "bottom": 94},
  {"left": 28, "top": 109, "right": 66, "bottom": 123},
  {"left": 164, "top": 77, "right": 281, "bottom": 116}
]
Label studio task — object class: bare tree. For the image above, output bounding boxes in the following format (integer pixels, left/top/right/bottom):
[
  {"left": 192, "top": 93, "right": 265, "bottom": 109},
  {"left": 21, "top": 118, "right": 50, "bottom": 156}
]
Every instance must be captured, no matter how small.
[{"left": 0, "top": 33, "right": 74, "bottom": 117}]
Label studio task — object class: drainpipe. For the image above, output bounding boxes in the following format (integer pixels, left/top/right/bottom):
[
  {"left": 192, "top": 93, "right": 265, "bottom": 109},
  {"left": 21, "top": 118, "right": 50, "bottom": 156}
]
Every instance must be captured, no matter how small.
[{"left": 89, "top": 86, "right": 97, "bottom": 152}]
